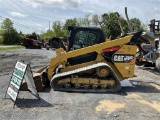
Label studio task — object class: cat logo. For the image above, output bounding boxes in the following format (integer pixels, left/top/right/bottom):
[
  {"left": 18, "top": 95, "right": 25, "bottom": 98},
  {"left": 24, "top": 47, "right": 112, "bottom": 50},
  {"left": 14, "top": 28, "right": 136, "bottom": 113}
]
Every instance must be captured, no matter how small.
[{"left": 112, "top": 54, "right": 134, "bottom": 63}]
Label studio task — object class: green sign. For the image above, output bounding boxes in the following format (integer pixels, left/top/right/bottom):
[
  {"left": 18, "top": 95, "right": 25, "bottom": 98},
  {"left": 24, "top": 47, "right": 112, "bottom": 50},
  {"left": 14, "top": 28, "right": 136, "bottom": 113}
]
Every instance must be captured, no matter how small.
[
  {"left": 5, "top": 61, "right": 40, "bottom": 105},
  {"left": 7, "top": 61, "right": 27, "bottom": 101},
  {"left": 13, "top": 68, "right": 24, "bottom": 79}
]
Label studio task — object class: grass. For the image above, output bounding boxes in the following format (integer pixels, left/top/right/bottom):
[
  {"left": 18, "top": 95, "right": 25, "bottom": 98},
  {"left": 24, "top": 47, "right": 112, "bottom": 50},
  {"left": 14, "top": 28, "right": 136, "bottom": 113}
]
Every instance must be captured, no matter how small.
[{"left": 0, "top": 45, "right": 25, "bottom": 52}]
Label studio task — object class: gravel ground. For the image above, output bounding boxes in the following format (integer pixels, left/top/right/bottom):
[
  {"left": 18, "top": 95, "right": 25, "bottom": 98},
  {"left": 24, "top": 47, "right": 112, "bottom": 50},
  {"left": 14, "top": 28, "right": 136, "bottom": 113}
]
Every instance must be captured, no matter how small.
[{"left": 0, "top": 48, "right": 160, "bottom": 120}]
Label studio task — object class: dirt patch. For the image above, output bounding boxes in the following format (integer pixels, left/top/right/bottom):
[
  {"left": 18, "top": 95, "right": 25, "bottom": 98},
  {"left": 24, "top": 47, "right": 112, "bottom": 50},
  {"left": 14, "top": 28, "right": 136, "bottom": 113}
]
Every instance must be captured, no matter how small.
[
  {"left": 126, "top": 93, "right": 160, "bottom": 112},
  {"left": 126, "top": 93, "right": 143, "bottom": 99},
  {"left": 137, "top": 100, "right": 160, "bottom": 112},
  {"left": 95, "top": 100, "right": 126, "bottom": 114},
  {"left": 149, "top": 83, "right": 160, "bottom": 90}
]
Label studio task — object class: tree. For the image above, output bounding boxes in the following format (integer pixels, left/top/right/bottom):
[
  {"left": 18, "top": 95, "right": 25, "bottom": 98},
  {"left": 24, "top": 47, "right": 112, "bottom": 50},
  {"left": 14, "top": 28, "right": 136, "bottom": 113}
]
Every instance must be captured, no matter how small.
[
  {"left": 130, "top": 18, "right": 142, "bottom": 31},
  {"left": 1, "top": 18, "right": 14, "bottom": 31},
  {"left": 63, "top": 18, "right": 77, "bottom": 30},
  {"left": 19, "top": 31, "right": 23, "bottom": 35},
  {"left": 31, "top": 32, "right": 37, "bottom": 36},
  {"left": 76, "top": 14, "right": 92, "bottom": 27},
  {"left": 40, "top": 30, "right": 55, "bottom": 40},
  {"left": 82, "top": 14, "right": 92, "bottom": 27},
  {"left": 0, "top": 18, "right": 22, "bottom": 44},
  {"left": 76, "top": 18, "right": 84, "bottom": 26},
  {"left": 100, "top": 12, "right": 122, "bottom": 38},
  {"left": 40, "top": 21, "right": 64, "bottom": 40},
  {"left": 52, "top": 21, "right": 66, "bottom": 37},
  {"left": 92, "top": 14, "right": 100, "bottom": 26},
  {"left": 39, "top": 12, "right": 146, "bottom": 41},
  {"left": 82, "top": 17, "right": 90, "bottom": 27},
  {"left": 99, "top": 12, "right": 144, "bottom": 38}
]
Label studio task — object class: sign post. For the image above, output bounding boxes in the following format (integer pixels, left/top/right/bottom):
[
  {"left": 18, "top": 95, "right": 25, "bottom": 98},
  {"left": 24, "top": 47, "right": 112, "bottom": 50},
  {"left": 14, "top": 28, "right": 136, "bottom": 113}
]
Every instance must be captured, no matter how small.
[{"left": 5, "top": 61, "right": 40, "bottom": 107}]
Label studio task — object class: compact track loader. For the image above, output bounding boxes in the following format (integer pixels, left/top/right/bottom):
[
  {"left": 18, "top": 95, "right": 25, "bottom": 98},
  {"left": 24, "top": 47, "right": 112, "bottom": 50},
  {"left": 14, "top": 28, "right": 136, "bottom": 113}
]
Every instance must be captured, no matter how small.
[
  {"left": 20, "top": 25, "right": 155, "bottom": 92},
  {"left": 45, "top": 37, "right": 67, "bottom": 50}
]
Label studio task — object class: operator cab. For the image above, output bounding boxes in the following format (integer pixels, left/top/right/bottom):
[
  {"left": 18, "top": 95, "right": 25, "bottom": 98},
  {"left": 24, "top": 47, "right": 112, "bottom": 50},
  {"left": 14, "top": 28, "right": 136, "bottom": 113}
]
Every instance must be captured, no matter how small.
[
  {"left": 68, "top": 26, "right": 105, "bottom": 51},
  {"left": 67, "top": 26, "right": 106, "bottom": 65}
]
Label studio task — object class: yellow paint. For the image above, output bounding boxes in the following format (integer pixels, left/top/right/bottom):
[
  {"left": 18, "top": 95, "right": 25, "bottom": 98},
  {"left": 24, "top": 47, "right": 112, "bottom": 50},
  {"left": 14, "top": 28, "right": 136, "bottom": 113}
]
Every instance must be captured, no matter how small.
[
  {"left": 126, "top": 93, "right": 160, "bottom": 112},
  {"left": 149, "top": 83, "right": 160, "bottom": 90},
  {"left": 95, "top": 100, "right": 126, "bottom": 114},
  {"left": 126, "top": 93, "right": 143, "bottom": 99},
  {"left": 114, "top": 45, "right": 137, "bottom": 78},
  {"left": 137, "top": 100, "right": 160, "bottom": 112}
]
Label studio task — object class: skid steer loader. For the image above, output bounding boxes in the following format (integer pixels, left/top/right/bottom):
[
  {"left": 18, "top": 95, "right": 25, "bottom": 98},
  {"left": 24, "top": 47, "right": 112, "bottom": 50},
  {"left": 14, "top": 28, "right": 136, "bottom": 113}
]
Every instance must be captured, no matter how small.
[
  {"left": 22, "top": 35, "right": 44, "bottom": 49},
  {"left": 21, "top": 25, "right": 154, "bottom": 92},
  {"left": 45, "top": 37, "right": 67, "bottom": 50},
  {"left": 47, "top": 26, "right": 156, "bottom": 92},
  {"left": 20, "top": 8, "right": 156, "bottom": 92}
]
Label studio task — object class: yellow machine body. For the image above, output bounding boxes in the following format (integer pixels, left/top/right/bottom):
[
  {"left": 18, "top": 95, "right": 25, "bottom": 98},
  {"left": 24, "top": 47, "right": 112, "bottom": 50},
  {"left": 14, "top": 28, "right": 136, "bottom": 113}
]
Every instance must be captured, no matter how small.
[
  {"left": 44, "top": 31, "right": 142, "bottom": 93},
  {"left": 48, "top": 35, "right": 137, "bottom": 82}
]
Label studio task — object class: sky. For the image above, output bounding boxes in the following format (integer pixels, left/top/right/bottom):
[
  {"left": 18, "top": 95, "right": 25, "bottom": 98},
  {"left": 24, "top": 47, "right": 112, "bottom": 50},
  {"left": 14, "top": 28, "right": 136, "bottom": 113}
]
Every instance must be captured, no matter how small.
[{"left": 0, "top": 0, "right": 160, "bottom": 34}]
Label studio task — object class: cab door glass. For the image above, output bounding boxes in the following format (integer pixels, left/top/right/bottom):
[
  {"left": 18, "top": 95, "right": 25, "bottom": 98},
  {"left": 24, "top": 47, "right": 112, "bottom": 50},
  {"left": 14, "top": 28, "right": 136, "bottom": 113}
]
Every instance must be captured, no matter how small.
[{"left": 73, "top": 31, "right": 99, "bottom": 49}]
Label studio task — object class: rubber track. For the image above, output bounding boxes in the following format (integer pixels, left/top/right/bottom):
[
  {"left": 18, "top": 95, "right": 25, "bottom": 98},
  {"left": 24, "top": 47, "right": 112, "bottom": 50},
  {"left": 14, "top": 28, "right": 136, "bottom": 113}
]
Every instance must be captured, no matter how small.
[{"left": 50, "top": 62, "right": 121, "bottom": 93}]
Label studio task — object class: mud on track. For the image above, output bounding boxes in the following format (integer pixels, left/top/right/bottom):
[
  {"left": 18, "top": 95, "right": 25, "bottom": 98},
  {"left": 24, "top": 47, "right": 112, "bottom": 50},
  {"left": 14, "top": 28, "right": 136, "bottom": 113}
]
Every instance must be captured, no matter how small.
[{"left": 0, "top": 49, "right": 160, "bottom": 120}]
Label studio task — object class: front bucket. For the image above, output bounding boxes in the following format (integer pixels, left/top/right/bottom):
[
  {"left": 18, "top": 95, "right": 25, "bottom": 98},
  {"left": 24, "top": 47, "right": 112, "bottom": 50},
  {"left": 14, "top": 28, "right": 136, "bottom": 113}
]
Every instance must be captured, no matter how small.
[{"left": 20, "top": 66, "right": 49, "bottom": 92}]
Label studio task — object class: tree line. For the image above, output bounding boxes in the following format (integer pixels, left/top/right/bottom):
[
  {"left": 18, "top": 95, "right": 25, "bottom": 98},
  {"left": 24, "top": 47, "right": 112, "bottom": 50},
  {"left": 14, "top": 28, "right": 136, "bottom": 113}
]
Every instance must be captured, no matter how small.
[
  {"left": 0, "top": 12, "right": 147, "bottom": 45},
  {"left": 0, "top": 18, "right": 24, "bottom": 45},
  {"left": 40, "top": 12, "right": 147, "bottom": 39}
]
